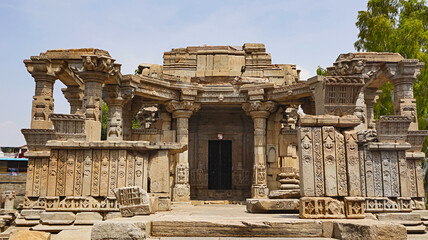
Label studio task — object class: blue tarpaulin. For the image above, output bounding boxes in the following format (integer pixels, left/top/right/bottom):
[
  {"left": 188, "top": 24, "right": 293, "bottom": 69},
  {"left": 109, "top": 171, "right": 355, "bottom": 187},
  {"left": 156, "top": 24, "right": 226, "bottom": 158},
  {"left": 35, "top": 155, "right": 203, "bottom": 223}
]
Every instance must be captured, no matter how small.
[{"left": 0, "top": 158, "right": 28, "bottom": 161}]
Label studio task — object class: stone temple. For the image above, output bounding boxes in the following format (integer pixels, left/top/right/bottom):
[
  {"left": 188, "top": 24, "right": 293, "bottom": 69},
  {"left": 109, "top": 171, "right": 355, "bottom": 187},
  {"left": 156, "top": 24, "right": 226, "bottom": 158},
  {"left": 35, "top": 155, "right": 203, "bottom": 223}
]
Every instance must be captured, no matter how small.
[{"left": 4, "top": 43, "right": 428, "bottom": 239}]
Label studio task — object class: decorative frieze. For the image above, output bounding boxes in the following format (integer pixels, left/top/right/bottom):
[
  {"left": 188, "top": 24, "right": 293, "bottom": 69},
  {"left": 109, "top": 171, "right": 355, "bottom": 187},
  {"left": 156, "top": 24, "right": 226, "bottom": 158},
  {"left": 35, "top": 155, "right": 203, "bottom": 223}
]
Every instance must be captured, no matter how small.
[{"left": 299, "top": 197, "right": 345, "bottom": 219}]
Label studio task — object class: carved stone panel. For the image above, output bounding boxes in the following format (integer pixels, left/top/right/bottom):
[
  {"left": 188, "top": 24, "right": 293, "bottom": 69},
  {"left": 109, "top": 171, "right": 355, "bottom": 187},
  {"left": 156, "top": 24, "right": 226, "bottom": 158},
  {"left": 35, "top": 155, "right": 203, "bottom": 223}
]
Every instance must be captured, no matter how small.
[
  {"left": 40, "top": 158, "right": 49, "bottom": 197},
  {"left": 74, "top": 150, "right": 84, "bottom": 196},
  {"left": 344, "top": 131, "right": 360, "bottom": 196},
  {"left": 322, "top": 126, "right": 337, "bottom": 196},
  {"left": 372, "top": 151, "right": 382, "bottom": 197},
  {"left": 82, "top": 150, "right": 93, "bottom": 196},
  {"left": 389, "top": 151, "right": 400, "bottom": 197},
  {"left": 312, "top": 127, "right": 324, "bottom": 197},
  {"left": 109, "top": 150, "right": 119, "bottom": 197},
  {"left": 298, "top": 127, "right": 315, "bottom": 197},
  {"left": 335, "top": 129, "right": 347, "bottom": 196},
  {"left": 299, "top": 197, "right": 345, "bottom": 219},
  {"left": 91, "top": 150, "right": 102, "bottom": 196},
  {"left": 415, "top": 160, "right": 425, "bottom": 197},
  {"left": 358, "top": 146, "right": 366, "bottom": 197},
  {"left": 33, "top": 159, "right": 42, "bottom": 197},
  {"left": 117, "top": 150, "right": 127, "bottom": 188},
  {"left": 380, "top": 151, "right": 392, "bottom": 197},
  {"left": 364, "top": 149, "right": 374, "bottom": 197},
  {"left": 99, "top": 150, "right": 110, "bottom": 196},
  {"left": 47, "top": 150, "right": 58, "bottom": 196},
  {"left": 57, "top": 150, "right": 67, "bottom": 196},
  {"left": 344, "top": 197, "right": 365, "bottom": 219},
  {"left": 65, "top": 150, "right": 75, "bottom": 196},
  {"left": 407, "top": 160, "right": 417, "bottom": 197},
  {"left": 134, "top": 153, "right": 145, "bottom": 189},
  {"left": 26, "top": 158, "right": 35, "bottom": 197},
  {"left": 126, "top": 151, "right": 135, "bottom": 187},
  {"left": 398, "top": 151, "right": 409, "bottom": 197}
]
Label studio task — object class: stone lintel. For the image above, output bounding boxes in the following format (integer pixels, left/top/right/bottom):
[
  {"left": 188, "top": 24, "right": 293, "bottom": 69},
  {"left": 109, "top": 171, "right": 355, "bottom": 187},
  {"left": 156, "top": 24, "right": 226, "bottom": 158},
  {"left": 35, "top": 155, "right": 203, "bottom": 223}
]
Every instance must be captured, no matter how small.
[
  {"left": 299, "top": 115, "right": 360, "bottom": 128},
  {"left": 45, "top": 140, "right": 186, "bottom": 152},
  {"left": 366, "top": 142, "right": 411, "bottom": 151},
  {"left": 405, "top": 151, "right": 425, "bottom": 159}
]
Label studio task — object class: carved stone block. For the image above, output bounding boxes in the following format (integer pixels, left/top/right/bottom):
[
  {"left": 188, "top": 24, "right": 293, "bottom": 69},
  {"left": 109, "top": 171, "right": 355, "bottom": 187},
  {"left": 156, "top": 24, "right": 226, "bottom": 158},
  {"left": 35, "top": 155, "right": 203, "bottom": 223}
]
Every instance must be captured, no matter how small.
[
  {"left": 322, "top": 126, "right": 337, "bottom": 196},
  {"left": 344, "top": 131, "right": 361, "bottom": 196},
  {"left": 312, "top": 127, "right": 324, "bottom": 197},
  {"left": 299, "top": 197, "right": 345, "bottom": 219},
  {"left": 246, "top": 198, "right": 299, "bottom": 213},
  {"left": 335, "top": 129, "right": 347, "bottom": 196},
  {"left": 114, "top": 186, "right": 151, "bottom": 217},
  {"left": 298, "top": 127, "right": 315, "bottom": 197},
  {"left": 344, "top": 197, "right": 365, "bottom": 219}
]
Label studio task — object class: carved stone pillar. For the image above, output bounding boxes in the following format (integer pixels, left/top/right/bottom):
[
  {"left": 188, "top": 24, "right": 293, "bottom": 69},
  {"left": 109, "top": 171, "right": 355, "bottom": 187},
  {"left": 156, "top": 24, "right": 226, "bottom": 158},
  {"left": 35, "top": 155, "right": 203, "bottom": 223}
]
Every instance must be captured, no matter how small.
[
  {"left": 389, "top": 60, "right": 423, "bottom": 131},
  {"left": 103, "top": 85, "right": 131, "bottom": 141},
  {"left": 363, "top": 88, "right": 379, "bottom": 129},
  {"left": 78, "top": 55, "right": 120, "bottom": 141},
  {"left": 243, "top": 101, "right": 277, "bottom": 198},
  {"left": 165, "top": 100, "right": 201, "bottom": 202},
  {"left": 24, "top": 58, "right": 63, "bottom": 129},
  {"left": 62, "top": 86, "right": 84, "bottom": 114}
]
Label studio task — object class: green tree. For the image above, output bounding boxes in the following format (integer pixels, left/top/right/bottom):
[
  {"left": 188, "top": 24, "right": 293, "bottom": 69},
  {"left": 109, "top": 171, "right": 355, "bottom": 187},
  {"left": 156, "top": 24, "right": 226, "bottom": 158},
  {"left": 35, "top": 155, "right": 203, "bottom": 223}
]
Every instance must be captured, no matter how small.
[
  {"left": 316, "top": 66, "right": 328, "bottom": 76},
  {"left": 355, "top": 0, "right": 428, "bottom": 149},
  {"left": 356, "top": 0, "right": 428, "bottom": 204},
  {"left": 101, "top": 102, "right": 108, "bottom": 140}
]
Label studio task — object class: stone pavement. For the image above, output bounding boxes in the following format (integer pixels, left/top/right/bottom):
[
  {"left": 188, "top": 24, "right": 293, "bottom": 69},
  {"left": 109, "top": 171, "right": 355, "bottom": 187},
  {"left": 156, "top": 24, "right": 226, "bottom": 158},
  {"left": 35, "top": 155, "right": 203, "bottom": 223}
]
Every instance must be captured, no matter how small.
[{"left": 90, "top": 204, "right": 409, "bottom": 240}]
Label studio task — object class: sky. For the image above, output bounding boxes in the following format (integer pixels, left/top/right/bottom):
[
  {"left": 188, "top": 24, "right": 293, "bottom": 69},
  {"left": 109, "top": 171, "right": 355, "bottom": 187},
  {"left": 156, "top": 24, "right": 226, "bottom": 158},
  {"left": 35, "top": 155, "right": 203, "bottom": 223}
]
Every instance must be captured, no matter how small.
[{"left": 0, "top": 0, "right": 368, "bottom": 146}]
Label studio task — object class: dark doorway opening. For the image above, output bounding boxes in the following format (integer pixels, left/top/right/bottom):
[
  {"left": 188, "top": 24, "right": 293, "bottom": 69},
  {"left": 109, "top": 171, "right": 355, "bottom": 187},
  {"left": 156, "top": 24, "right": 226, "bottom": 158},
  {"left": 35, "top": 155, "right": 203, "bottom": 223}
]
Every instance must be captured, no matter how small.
[{"left": 208, "top": 140, "right": 232, "bottom": 190}]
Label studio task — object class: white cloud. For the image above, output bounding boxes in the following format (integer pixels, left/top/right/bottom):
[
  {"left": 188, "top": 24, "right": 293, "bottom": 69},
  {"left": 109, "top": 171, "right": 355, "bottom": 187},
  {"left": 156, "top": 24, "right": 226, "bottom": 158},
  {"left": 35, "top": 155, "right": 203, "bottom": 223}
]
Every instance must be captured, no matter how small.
[{"left": 296, "top": 65, "right": 313, "bottom": 80}]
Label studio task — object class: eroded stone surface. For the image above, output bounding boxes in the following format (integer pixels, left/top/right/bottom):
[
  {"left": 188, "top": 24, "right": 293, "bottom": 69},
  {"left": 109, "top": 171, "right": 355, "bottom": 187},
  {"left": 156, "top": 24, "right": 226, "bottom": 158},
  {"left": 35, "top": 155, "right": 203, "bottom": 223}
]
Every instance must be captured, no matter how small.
[
  {"left": 40, "top": 212, "right": 75, "bottom": 225},
  {"left": 91, "top": 221, "right": 149, "bottom": 240},
  {"left": 10, "top": 230, "right": 51, "bottom": 240}
]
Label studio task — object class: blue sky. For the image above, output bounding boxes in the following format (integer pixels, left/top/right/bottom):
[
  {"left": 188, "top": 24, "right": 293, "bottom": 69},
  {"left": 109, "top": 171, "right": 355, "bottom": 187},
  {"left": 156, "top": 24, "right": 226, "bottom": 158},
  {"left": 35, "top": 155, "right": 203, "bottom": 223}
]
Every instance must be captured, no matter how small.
[{"left": 0, "top": 0, "right": 368, "bottom": 146}]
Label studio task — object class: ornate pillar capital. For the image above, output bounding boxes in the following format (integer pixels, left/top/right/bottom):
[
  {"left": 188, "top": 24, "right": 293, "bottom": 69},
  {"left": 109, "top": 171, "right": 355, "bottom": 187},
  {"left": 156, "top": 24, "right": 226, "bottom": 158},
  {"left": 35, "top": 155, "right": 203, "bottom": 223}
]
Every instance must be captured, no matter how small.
[
  {"left": 77, "top": 55, "right": 121, "bottom": 83},
  {"left": 165, "top": 100, "right": 201, "bottom": 118},
  {"left": 242, "top": 101, "right": 277, "bottom": 119},
  {"left": 62, "top": 86, "right": 84, "bottom": 115},
  {"left": 24, "top": 57, "right": 64, "bottom": 81}
]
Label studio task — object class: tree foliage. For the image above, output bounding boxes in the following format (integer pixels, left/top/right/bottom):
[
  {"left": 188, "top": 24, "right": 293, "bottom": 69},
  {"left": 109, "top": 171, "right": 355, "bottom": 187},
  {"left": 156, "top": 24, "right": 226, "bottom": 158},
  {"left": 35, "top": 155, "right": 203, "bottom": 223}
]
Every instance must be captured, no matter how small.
[
  {"left": 316, "top": 66, "right": 328, "bottom": 76},
  {"left": 101, "top": 102, "right": 108, "bottom": 140},
  {"left": 355, "top": 0, "right": 428, "bottom": 152}
]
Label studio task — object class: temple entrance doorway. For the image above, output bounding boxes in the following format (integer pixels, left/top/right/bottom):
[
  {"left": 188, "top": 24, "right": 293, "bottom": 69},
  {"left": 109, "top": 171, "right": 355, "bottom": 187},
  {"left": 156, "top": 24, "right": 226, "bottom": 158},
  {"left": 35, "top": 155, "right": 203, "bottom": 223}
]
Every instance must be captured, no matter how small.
[
  {"left": 188, "top": 106, "right": 253, "bottom": 201},
  {"left": 208, "top": 140, "right": 232, "bottom": 190}
]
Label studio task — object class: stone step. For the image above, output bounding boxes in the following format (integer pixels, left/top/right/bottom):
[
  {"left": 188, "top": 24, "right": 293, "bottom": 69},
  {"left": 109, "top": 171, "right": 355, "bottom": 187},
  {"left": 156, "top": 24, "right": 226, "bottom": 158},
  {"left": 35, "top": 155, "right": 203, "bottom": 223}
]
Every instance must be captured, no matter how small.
[
  {"left": 406, "top": 225, "right": 427, "bottom": 234},
  {"left": 151, "top": 219, "right": 327, "bottom": 238},
  {"left": 408, "top": 232, "right": 428, "bottom": 240},
  {"left": 148, "top": 238, "right": 335, "bottom": 240},
  {"left": 31, "top": 224, "right": 92, "bottom": 233}
]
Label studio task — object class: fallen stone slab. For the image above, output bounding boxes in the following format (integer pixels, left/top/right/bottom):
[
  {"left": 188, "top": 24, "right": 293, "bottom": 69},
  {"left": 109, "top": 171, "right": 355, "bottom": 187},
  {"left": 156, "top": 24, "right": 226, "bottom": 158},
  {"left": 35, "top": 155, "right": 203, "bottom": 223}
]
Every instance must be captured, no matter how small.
[
  {"left": 15, "top": 218, "right": 40, "bottom": 226},
  {"left": 246, "top": 198, "right": 299, "bottom": 213},
  {"left": 151, "top": 219, "right": 323, "bottom": 238},
  {"left": 53, "top": 229, "right": 92, "bottom": 240},
  {"left": 333, "top": 220, "right": 407, "bottom": 240},
  {"left": 91, "top": 221, "right": 150, "bottom": 240},
  {"left": 40, "top": 212, "right": 75, "bottom": 225},
  {"left": 31, "top": 224, "right": 92, "bottom": 233},
  {"left": 406, "top": 225, "right": 427, "bottom": 234},
  {"left": 377, "top": 212, "right": 421, "bottom": 222},
  {"left": 74, "top": 212, "right": 102, "bottom": 225},
  {"left": 21, "top": 210, "right": 45, "bottom": 220},
  {"left": 9, "top": 230, "right": 51, "bottom": 240}
]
